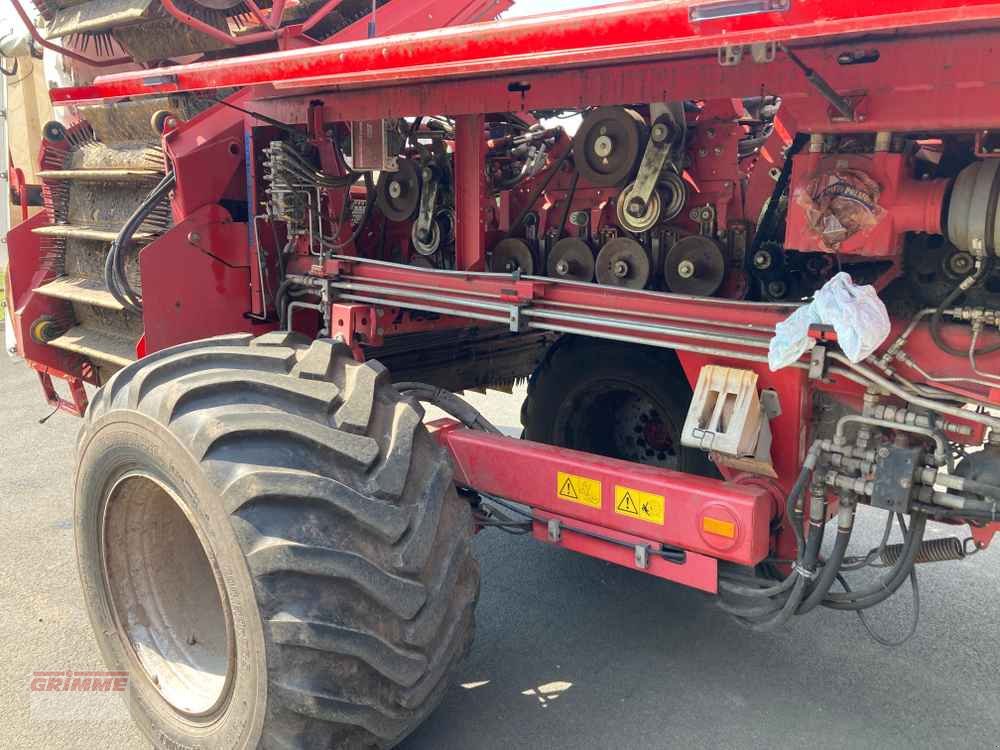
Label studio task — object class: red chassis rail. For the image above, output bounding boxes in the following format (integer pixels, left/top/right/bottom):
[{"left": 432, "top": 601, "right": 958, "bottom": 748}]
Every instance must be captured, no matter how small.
[
  {"left": 430, "top": 419, "right": 779, "bottom": 593},
  {"left": 52, "top": 0, "right": 1000, "bottom": 113}
]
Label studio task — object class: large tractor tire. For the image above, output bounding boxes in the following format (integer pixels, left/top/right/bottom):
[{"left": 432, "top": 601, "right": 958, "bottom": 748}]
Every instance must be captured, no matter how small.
[
  {"left": 74, "top": 332, "right": 479, "bottom": 749},
  {"left": 522, "top": 336, "right": 715, "bottom": 475}
]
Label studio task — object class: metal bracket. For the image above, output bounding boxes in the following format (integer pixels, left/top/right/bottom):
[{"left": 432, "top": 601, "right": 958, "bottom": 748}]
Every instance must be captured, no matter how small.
[
  {"left": 750, "top": 41, "right": 777, "bottom": 64},
  {"left": 634, "top": 544, "right": 649, "bottom": 569},
  {"left": 547, "top": 518, "right": 562, "bottom": 543},
  {"left": 414, "top": 165, "right": 439, "bottom": 246},
  {"left": 808, "top": 344, "right": 828, "bottom": 380},
  {"left": 718, "top": 45, "right": 743, "bottom": 66},
  {"left": 694, "top": 0, "right": 790, "bottom": 22}
]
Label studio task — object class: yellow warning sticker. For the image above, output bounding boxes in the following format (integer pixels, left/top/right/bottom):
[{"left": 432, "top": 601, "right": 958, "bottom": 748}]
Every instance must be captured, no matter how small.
[
  {"left": 614, "top": 485, "right": 665, "bottom": 525},
  {"left": 556, "top": 471, "right": 602, "bottom": 509}
]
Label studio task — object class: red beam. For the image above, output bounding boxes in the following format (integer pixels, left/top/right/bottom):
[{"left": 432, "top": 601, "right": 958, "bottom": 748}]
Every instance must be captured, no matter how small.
[
  {"left": 430, "top": 420, "right": 776, "bottom": 568},
  {"left": 51, "top": 0, "right": 1000, "bottom": 104}
]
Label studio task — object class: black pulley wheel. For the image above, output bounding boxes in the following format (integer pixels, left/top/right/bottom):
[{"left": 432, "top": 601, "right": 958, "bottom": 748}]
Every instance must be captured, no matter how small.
[
  {"left": 547, "top": 237, "right": 595, "bottom": 282},
  {"left": 489, "top": 238, "right": 535, "bottom": 275},
  {"left": 522, "top": 336, "right": 715, "bottom": 474},
  {"left": 377, "top": 159, "right": 421, "bottom": 222},
  {"left": 75, "top": 332, "right": 479, "bottom": 750},
  {"left": 595, "top": 237, "right": 650, "bottom": 289},
  {"left": 573, "top": 107, "right": 648, "bottom": 187},
  {"left": 664, "top": 235, "right": 726, "bottom": 296}
]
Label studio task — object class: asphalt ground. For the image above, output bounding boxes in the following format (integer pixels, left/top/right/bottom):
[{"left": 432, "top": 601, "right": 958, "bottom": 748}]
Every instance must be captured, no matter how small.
[{"left": 1, "top": 348, "right": 999, "bottom": 750}]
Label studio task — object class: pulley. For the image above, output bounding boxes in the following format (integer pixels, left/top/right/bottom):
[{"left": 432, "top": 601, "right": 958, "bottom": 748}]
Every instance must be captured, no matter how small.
[
  {"left": 616, "top": 182, "right": 662, "bottom": 233},
  {"left": 376, "top": 159, "right": 421, "bottom": 221},
  {"left": 595, "top": 237, "right": 650, "bottom": 289},
  {"left": 412, "top": 208, "right": 454, "bottom": 256},
  {"left": 547, "top": 238, "right": 595, "bottom": 282},
  {"left": 664, "top": 235, "right": 726, "bottom": 296},
  {"left": 573, "top": 107, "right": 648, "bottom": 187},
  {"left": 489, "top": 238, "right": 535, "bottom": 275},
  {"left": 657, "top": 170, "right": 687, "bottom": 222}
]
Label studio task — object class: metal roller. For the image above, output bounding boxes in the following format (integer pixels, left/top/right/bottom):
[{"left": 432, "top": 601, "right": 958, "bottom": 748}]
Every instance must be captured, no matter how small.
[
  {"left": 547, "top": 237, "right": 595, "bottom": 282},
  {"left": 664, "top": 235, "right": 726, "bottom": 296},
  {"left": 573, "top": 107, "right": 648, "bottom": 187},
  {"left": 489, "top": 238, "right": 535, "bottom": 275},
  {"left": 376, "top": 158, "right": 421, "bottom": 222},
  {"left": 616, "top": 182, "right": 662, "bottom": 233},
  {"left": 595, "top": 237, "right": 650, "bottom": 289}
]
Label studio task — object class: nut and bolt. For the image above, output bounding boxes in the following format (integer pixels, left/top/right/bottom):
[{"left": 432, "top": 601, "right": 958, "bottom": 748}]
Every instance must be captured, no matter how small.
[
  {"left": 676, "top": 260, "right": 696, "bottom": 279},
  {"left": 612, "top": 259, "right": 630, "bottom": 278},
  {"left": 388, "top": 181, "right": 403, "bottom": 199},
  {"left": 593, "top": 134, "right": 614, "bottom": 158},
  {"left": 948, "top": 252, "right": 975, "bottom": 275},
  {"left": 752, "top": 250, "right": 772, "bottom": 270}
]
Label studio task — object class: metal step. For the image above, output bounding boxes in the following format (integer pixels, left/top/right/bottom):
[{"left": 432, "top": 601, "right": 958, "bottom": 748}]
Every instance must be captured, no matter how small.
[
  {"left": 33, "top": 225, "right": 155, "bottom": 243},
  {"left": 35, "top": 276, "right": 124, "bottom": 311},
  {"left": 46, "top": 326, "right": 137, "bottom": 368},
  {"left": 38, "top": 168, "right": 162, "bottom": 182}
]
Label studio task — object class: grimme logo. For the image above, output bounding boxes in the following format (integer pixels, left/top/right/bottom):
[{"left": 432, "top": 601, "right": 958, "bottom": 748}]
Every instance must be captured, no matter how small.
[{"left": 30, "top": 670, "right": 128, "bottom": 692}]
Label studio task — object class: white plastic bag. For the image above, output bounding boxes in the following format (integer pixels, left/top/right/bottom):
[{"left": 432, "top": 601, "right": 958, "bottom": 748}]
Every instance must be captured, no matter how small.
[{"left": 768, "top": 272, "right": 890, "bottom": 371}]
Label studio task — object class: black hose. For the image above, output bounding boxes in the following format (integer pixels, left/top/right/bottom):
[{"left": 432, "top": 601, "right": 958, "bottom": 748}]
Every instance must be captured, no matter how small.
[
  {"left": 797, "top": 501, "right": 856, "bottom": 615},
  {"left": 822, "top": 513, "right": 927, "bottom": 611},
  {"left": 393, "top": 382, "right": 502, "bottom": 435},
  {"left": 718, "top": 454, "right": 816, "bottom": 599},
  {"left": 323, "top": 172, "right": 375, "bottom": 252},
  {"left": 930, "top": 256, "right": 1000, "bottom": 357},
  {"left": 105, "top": 171, "right": 176, "bottom": 313}
]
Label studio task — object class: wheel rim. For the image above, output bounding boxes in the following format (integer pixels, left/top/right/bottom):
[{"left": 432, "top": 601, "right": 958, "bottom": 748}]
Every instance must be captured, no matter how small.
[
  {"left": 556, "top": 380, "right": 680, "bottom": 469},
  {"left": 101, "top": 472, "right": 235, "bottom": 718}
]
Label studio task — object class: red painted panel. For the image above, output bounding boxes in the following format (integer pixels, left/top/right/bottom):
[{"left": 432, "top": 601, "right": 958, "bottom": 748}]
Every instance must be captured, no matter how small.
[{"left": 431, "top": 420, "right": 774, "bottom": 566}]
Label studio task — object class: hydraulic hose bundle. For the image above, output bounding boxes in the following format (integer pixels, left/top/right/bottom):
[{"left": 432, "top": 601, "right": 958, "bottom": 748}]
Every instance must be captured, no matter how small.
[{"left": 718, "top": 441, "right": 929, "bottom": 635}]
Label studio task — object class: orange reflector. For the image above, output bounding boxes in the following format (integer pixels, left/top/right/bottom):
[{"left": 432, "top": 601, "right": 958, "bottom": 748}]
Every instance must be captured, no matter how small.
[{"left": 702, "top": 516, "right": 736, "bottom": 538}]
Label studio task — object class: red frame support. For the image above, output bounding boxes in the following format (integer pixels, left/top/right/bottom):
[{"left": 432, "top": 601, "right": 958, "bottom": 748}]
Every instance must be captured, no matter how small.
[{"left": 431, "top": 419, "right": 779, "bottom": 594}]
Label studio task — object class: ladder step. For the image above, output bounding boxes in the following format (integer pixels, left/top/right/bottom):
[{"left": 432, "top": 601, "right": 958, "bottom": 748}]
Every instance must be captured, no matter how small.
[
  {"left": 32, "top": 225, "right": 155, "bottom": 243},
  {"left": 39, "top": 168, "right": 162, "bottom": 182},
  {"left": 46, "top": 326, "right": 137, "bottom": 368},
  {"left": 34, "top": 276, "right": 124, "bottom": 311}
]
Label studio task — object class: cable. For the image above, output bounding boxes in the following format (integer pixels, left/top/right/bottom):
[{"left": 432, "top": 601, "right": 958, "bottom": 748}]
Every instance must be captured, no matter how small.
[
  {"left": 393, "top": 382, "right": 502, "bottom": 434},
  {"left": 838, "top": 569, "right": 921, "bottom": 647},
  {"left": 105, "top": 171, "right": 176, "bottom": 313},
  {"left": 930, "top": 256, "right": 1000, "bottom": 357}
]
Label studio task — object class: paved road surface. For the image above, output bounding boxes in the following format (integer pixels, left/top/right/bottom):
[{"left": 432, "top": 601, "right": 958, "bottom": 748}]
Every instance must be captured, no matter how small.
[{"left": 1, "top": 350, "right": 998, "bottom": 749}]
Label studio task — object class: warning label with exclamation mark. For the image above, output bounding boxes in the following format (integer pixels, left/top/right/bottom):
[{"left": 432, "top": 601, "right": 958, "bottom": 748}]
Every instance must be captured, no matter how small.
[{"left": 556, "top": 471, "right": 603, "bottom": 509}]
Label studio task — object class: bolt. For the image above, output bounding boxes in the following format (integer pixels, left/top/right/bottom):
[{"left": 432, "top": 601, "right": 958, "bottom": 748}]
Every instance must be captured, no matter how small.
[
  {"left": 555, "top": 259, "right": 570, "bottom": 276},
  {"left": 187, "top": 231, "right": 201, "bottom": 244},
  {"left": 706, "top": 128, "right": 716, "bottom": 138},
  {"left": 752, "top": 250, "right": 772, "bottom": 270},
  {"left": 627, "top": 197, "right": 646, "bottom": 217},
  {"left": 593, "top": 135, "right": 614, "bottom": 158},
  {"left": 388, "top": 181, "right": 402, "bottom": 199},
  {"left": 900, "top": 478, "right": 912, "bottom": 489},
  {"left": 948, "top": 252, "right": 974, "bottom": 275},
  {"left": 651, "top": 123, "right": 669, "bottom": 143},
  {"left": 612, "top": 259, "right": 630, "bottom": 278},
  {"left": 698, "top": 148, "right": 708, "bottom": 157},
  {"left": 571, "top": 211, "right": 589, "bottom": 226},
  {"left": 877, "top": 446, "right": 891, "bottom": 459},
  {"left": 677, "top": 260, "right": 695, "bottom": 279},
  {"left": 714, "top": 146, "right": 723, "bottom": 156},
  {"left": 417, "top": 228, "right": 431, "bottom": 242},
  {"left": 766, "top": 280, "right": 788, "bottom": 298}
]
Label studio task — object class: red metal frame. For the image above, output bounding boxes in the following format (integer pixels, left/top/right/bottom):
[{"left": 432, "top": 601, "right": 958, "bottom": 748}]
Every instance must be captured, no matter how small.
[{"left": 51, "top": 0, "right": 1000, "bottom": 105}]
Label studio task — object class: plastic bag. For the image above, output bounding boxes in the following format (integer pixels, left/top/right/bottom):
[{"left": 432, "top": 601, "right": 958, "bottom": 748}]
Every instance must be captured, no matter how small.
[{"left": 768, "top": 272, "right": 890, "bottom": 371}]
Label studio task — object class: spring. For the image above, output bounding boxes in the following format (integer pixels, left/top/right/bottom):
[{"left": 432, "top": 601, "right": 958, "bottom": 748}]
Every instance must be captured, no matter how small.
[{"left": 880, "top": 536, "right": 965, "bottom": 566}]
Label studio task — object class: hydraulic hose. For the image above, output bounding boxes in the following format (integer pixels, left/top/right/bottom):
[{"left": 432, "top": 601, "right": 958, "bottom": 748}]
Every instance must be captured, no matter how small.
[
  {"left": 105, "top": 171, "right": 176, "bottom": 313},
  {"left": 822, "top": 513, "right": 927, "bottom": 611},
  {"left": 796, "top": 496, "right": 857, "bottom": 615},
  {"left": 930, "top": 256, "right": 1000, "bottom": 357}
]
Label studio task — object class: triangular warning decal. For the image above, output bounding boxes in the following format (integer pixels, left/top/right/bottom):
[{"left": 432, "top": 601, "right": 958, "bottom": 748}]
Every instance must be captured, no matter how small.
[
  {"left": 617, "top": 491, "right": 639, "bottom": 515},
  {"left": 559, "top": 477, "right": 578, "bottom": 499}
]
